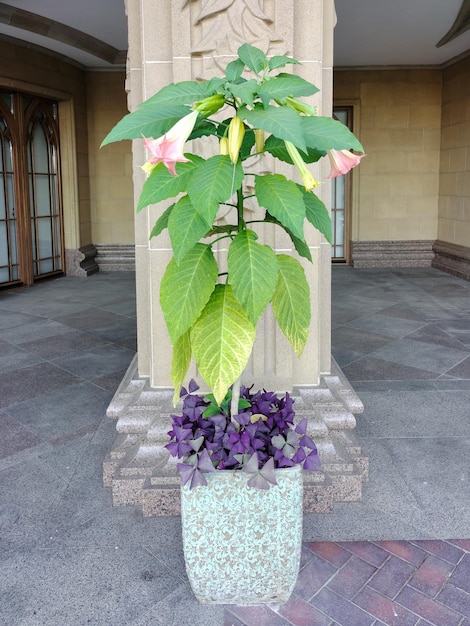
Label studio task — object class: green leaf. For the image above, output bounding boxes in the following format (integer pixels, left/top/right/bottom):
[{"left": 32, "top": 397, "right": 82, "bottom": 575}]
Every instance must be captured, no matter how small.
[
  {"left": 302, "top": 189, "right": 333, "bottom": 244},
  {"left": 138, "top": 81, "right": 211, "bottom": 109},
  {"left": 272, "top": 255, "right": 311, "bottom": 356},
  {"left": 264, "top": 135, "right": 325, "bottom": 164},
  {"left": 187, "top": 155, "right": 244, "bottom": 222},
  {"left": 171, "top": 331, "right": 192, "bottom": 405},
  {"left": 191, "top": 284, "right": 256, "bottom": 404},
  {"left": 264, "top": 212, "right": 312, "bottom": 262},
  {"left": 137, "top": 156, "right": 204, "bottom": 212},
  {"left": 226, "top": 79, "right": 259, "bottom": 107},
  {"left": 168, "top": 195, "right": 211, "bottom": 262},
  {"left": 225, "top": 58, "right": 245, "bottom": 81},
  {"left": 241, "top": 105, "right": 306, "bottom": 152},
  {"left": 302, "top": 116, "right": 364, "bottom": 152},
  {"left": 227, "top": 230, "right": 278, "bottom": 324},
  {"left": 160, "top": 243, "right": 218, "bottom": 343},
  {"left": 237, "top": 43, "right": 268, "bottom": 74},
  {"left": 268, "top": 55, "right": 300, "bottom": 70},
  {"left": 255, "top": 174, "right": 306, "bottom": 240},
  {"left": 189, "top": 119, "right": 217, "bottom": 140},
  {"left": 101, "top": 105, "right": 191, "bottom": 146},
  {"left": 258, "top": 74, "right": 318, "bottom": 103},
  {"left": 149, "top": 203, "right": 174, "bottom": 239}
]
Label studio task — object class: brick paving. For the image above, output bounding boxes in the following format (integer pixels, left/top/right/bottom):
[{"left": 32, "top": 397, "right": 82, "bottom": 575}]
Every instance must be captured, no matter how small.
[{"left": 224, "top": 539, "right": 470, "bottom": 626}]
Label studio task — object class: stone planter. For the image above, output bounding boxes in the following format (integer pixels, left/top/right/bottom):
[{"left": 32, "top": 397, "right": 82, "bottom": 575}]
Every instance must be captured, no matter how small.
[{"left": 180, "top": 464, "right": 303, "bottom": 604}]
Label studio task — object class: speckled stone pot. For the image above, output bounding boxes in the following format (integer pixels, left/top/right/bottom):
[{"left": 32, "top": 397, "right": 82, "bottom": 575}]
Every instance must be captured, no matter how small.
[{"left": 181, "top": 465, "right": 303, "bottom": 605}]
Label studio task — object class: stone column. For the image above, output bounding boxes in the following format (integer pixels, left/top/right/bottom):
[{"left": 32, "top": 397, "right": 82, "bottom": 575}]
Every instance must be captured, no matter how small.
[
  {"left": 128, "top": 0, "right": 335, "bottom": 392},
  {"left": 104, "top": 0, "right": 368, "bottom": 515}
]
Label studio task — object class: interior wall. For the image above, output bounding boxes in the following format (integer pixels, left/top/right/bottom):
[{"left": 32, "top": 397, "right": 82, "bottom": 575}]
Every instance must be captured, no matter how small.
[
  {"left": 334, "top": 68, "right": 442, "bottom": 242},
  {"left": 439, "top": 56, "right": 470, "bottom": 248},
  {"left": 86, "top": 71, "right": 134, "bottom": 245}
]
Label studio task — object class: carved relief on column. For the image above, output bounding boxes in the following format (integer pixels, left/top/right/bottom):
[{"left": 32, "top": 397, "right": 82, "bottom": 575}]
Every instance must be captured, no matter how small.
[{"left": 183, "top": 0, "right": 286, "bottom": 76}]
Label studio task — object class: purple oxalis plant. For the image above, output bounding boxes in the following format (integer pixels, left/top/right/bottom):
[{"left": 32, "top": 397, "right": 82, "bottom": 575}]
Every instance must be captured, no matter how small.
[{"left": 166, "top": 380, "right": 321, "bottom": 489}]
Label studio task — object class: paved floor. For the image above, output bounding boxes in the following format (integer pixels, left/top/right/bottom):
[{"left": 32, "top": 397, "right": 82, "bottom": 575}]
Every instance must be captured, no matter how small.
[{"left": 0, "top": 267, "right": 469, "bottom": 625}]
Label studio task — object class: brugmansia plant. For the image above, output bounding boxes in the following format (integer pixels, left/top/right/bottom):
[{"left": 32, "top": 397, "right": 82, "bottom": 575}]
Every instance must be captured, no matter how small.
[{"left": 102, "top": 43, "right": 364, "bottom": 407}]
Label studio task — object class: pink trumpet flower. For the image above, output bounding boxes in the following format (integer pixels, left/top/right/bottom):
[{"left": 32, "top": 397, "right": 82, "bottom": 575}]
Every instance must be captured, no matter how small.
[
  {"left": 326, "top": 149, "right": 365, "bottom": 178},
  {"left": 142, "top": 110, "right": 198, "bottom": 175}
]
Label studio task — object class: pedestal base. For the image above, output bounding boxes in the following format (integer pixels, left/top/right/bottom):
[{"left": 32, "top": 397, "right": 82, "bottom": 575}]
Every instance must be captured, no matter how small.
[{"left": 103, "top": 357, "right": 368, "bottom": 515}]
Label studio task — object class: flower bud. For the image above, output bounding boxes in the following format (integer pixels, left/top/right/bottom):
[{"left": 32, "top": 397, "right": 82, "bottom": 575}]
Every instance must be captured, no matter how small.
[
  {"left": 285, "top": 140, "right": 319, "bottom": 191},
  {"left": 194, "top": 94, "right": 225, "bottom": 117},
  {"left": 227, "top": 116, "right": 245, "bottom": 164},
  {"left": 219, "top": 136, "right": 229, "bottom": 155},
  {"left": 254, "top": 128, "right": 265, "bottom": 153},
  {"left": 285, "top": 96, "right": 317, "bottom": 116}
]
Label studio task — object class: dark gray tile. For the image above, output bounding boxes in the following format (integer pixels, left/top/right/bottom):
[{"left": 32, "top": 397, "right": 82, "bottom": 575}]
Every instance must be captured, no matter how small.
[
  {"left": 19, "top": 330, "right": 108, "bottom": 359},
  {"left": 372, "top": 337, "right": 468, "bottom": 374},
  {"left": 346, "top": 313, "right": 425, "bottom": 338},
  {"left": 54, "top": 307, "right": 131, "bottom": 330},
  {"left": 355, "top": 390, "right": 470, "bottom": 438},
  {"left": 341, "top": 356, "right": 436, "bottom": 382},
  {"left": 51, "top": 344, "right": 135, "bottom": 380},
  {"left": 0, "top": 410, "right": 41, "bottom": 458},
  {"left": 0, "top": 318, "right": 72, "bottom": 345},
  {"left": 0, "top": 308, "right": 42, "bottom": 329},
  {"left": 406, "top": 324, "right": 470, "bottom": 352},
  {"left": 0, "top": 362, "right": 80, "bottom": 408},
  {"left": 332, "top": 326, "right": 392, "bottom": 354},
  {"left": 5, "top": 381, "right": 113, "bottom": 440},
  {"left": 445, "top": 355, "right": 470, "bottom": 378},
  {"left": 0, "top": 340, "right": 43, "bottom": 373}
]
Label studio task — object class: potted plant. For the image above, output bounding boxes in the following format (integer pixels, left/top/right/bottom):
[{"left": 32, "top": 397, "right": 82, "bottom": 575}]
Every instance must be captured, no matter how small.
[{"left": 102, "top": 43, "right": 364, "bottom": 604}]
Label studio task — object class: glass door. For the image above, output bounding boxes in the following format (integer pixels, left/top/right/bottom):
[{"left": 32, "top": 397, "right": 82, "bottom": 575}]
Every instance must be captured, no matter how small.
[{"left": 0, "top": 91, "right": 64, "bottom": 288}]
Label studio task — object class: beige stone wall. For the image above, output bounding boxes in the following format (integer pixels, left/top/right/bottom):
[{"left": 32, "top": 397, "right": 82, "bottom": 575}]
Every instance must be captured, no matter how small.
[
  {"left": 439, "top": 57, "right": 470, "bottom": 247},
  {"left": 86, "top": 71, "right": 134, "bottom": 244},
  {"left": 334, "top": 68, "right": 442, "bottom": 241},
  {"left": 0, "top": 38, "right": 91, "bottom": 249}
]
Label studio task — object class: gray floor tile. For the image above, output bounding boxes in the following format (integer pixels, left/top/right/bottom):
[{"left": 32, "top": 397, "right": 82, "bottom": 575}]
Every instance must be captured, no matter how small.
[
  {"left": 372, "top": 337, "right": 469, "bottom": 375},
  {"left": 0, "top": 340, "right": 43, "bottom": 373},
  {"left": 0, "top": 410, "right": 41, "bottom": 459},
  {"left": 345, "top": 313, "right": 425, "bottom": 338},
  {"left": 0, "top": 362, "right": 80, "bottom": 408},
  {"left": 19, "top": 329, "right": 109, "bottom": 359},
  {"left": 0, "top": 318, "right": 72, "bottom": 345},
  {"left": 332, "top": 326, "right": 392, "bottom": 354},
  {"left": 0, "top": 308, "right": 43, "bottom": 329},
  {"left": 5, "top": 381, "right": 113, "bottom": 440},
  {"left": 50, "top": 343, "right": 135, "bottom": 380},
  {"left": 341, "top": 355, "right": 436, "bottom": 382}
]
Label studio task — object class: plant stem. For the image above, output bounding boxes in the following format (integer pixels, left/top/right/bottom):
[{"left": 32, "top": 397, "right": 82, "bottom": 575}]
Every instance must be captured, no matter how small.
[
  {"left": 237, "top": 187, "right": 245, "bottom": 233},
  {"left": 230, "top": 377, "right": 240, "bottom": 421}
]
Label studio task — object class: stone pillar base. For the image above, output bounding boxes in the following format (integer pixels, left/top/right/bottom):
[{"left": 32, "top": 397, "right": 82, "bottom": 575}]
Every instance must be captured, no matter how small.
[
  {"left": 65, "top": 244, "right": 98, "bottom": 276},
  {"left": 103, "top": 356, "right": 368, "bottom": 516}
]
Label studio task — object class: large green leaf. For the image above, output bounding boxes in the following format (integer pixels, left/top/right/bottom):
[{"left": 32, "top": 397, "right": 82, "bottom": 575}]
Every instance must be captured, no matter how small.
[
  {"left": 160, "top": 244, "right": 218, "bottom": 343},
  {"left": 226, "top": 79, "right": 259, "bottom": 107},
  {"left": 272, "top": 254, "right": 311, "bottom": 356},
  {"left": 138, "top": 81, "right": 212, "bottom": 109},
  {"left": 168, "top": 195, "right": 211, "bottom": 262},
  {"left": 187, "top": 155, "right": 244, "bottom": 222},
  {"left": 137, "top": 156, "right": 203, "bottom": 212},
  {"left": 258, "top": 74, "right": 318, "bottom": 103},
  {"left": 225, "top": 58, "right": 245, "bottom": 81},
  {"left": 268, "top": 55, "right": 300, "bottom": 70},
  {"left": 101, "top": 105, "right": 191, "bottom": 146},
  {"left": 171, "top": 330, "right": 192, "bottom": 406},
  {"left": 264, "top": 212, "right": 312, "bottom": 262},
  {"left": 237, "top": 43, "right": 267, "bottom": 74},
  {"left": 241, "top": 105, "right": 306, "bottom": 152},
  {"left": 255, "top": 174, "right": 306, "bottom": 240},
  {"left": 302, "top": 116, "right": 364, "bottom": 152},
  {"left": 301, "top": 189, "right": 333, "bottom": 244},
  {"left": 227, "top": 230, "right": 278, "bottom": 324},
  {"left": 149, "top": 203, "right": 174, "bottom": 239},
  {"left": 264, "top": 135, "right": 325, "bottom": 164},
  {"left": 191, "top": 284, "right": 256, "bottom": 404}
]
